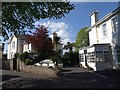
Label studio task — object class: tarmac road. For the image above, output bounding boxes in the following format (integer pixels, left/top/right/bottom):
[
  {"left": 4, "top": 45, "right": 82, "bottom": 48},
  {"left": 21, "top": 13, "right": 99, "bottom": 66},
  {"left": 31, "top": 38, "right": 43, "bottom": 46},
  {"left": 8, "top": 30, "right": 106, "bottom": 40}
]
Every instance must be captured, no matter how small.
[{"left": 1, "top": 67, "right": 120, "bottom": 88}]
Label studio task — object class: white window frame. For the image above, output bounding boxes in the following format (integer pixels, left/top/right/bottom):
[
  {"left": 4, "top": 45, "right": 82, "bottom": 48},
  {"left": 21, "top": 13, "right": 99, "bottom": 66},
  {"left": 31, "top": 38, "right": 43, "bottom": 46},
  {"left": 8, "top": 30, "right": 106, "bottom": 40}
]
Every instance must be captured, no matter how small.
[
  {"left": 102, "top": 23, "right": 107, "bottom": 36},
  {"left": 111, "top": 16, "right": 118, "bottom": 33}
]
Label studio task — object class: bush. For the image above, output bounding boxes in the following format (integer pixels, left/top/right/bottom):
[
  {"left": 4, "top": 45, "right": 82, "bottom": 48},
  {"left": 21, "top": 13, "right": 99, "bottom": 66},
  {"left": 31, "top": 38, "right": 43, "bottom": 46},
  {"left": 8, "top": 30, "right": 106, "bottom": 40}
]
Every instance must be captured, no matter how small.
[
  {"left": 24, "top": 59, "right": 33, "bottom": 65},
  {"left": 63, "top": 52, "right": 79, "bottom": 65},
  {"left": 18, "top": 52, "right": 28, "bottom": 61},
  {"left": 50, "top": 55, "right": 59, "bottom": 63}
]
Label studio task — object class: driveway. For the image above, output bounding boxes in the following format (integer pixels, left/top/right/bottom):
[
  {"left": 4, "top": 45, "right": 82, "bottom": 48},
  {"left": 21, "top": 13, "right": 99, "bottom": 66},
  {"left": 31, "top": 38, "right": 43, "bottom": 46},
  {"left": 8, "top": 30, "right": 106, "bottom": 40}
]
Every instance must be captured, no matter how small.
[
  {"left": 1, "top": 67, "right": 120, "bottom": 88},
  {"left": 59, "top": 67, "right": 120, "bottom": 88}
]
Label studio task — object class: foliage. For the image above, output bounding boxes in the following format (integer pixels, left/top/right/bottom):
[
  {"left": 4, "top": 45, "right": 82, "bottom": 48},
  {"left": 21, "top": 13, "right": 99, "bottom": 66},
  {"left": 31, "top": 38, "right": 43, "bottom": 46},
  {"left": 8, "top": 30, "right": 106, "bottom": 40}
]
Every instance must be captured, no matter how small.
[
  {"left": 63, "top": 42, "right": 75, "bottom": 52},
  {"left": 16, "top": 52, "right": 33, "bottom": 65},
  {"left": 50, "top": 55, "right": 59, "bottom": 63},
  {"left": 52, "top": 31, "right": 61, "bottom": 52},
  {"left": 26, "top": 25, "right": 54, "bottom": 61},
  {"left": 2, "top": 2, "right": 75, "bottom": 41},
  {"left": 24, "top": 59, "right": 33, "bottom": 65},
  {"left": 75, "top": 27, "right": 89, "bottom": 51},
  {"left": 18, "top": 52, "right": 28, "bottom": 61},
  {"left": 63, "top": 52, "right": 79, "bottom": 65}
]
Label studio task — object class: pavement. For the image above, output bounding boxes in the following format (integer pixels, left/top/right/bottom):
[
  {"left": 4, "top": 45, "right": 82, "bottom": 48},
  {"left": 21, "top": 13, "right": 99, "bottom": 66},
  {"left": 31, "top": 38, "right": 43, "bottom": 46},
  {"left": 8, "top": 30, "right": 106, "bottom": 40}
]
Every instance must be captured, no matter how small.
[{"left": 1, "top": 67, "right": 120, "bottom": 88}]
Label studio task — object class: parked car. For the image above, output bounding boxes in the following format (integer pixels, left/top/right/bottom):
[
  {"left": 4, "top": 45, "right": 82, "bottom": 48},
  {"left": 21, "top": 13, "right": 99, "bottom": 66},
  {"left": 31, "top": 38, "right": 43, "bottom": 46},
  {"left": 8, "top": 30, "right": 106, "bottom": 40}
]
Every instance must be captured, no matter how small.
[{"left": 34, "top": 59, "right": 55, "bottom": 68}]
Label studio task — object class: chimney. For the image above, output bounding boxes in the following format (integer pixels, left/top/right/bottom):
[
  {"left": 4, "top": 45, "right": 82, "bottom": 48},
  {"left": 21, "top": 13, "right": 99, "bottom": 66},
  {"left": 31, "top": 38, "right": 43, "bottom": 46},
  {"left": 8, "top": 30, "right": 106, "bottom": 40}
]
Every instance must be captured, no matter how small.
[{"left": 90, "top": 10, "right": 99, "bottom": 26}]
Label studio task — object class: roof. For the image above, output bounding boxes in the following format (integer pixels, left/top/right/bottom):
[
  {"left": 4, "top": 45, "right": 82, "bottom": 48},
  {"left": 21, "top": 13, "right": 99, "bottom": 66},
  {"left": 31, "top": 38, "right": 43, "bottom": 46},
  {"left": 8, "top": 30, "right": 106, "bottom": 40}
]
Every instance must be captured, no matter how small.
[
  {"left": 7, "top": 34, "right": 31, "bottom": 44},
  {"left": 86, "top": 6, "right": 120, "bottom": 32},
  {"left": 79, "top": 43, "right": 110, "bottom": 50}
]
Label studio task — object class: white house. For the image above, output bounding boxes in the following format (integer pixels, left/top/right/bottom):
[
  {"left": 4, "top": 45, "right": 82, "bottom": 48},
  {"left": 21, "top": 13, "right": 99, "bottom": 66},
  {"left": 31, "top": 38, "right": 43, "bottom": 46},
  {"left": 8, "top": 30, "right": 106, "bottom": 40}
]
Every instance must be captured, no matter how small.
[
  {"left": 7, "top": 34, "right": 30, "bottom": 59},
  {"left": 79, "top": 44, "right": 112, "bottom": 71},
  {"left": 79, "top": 6, "right": 120, "bottom": 71},
  {"left": 22, "top": 41, "right": 33, "bottom": 53},
  {"left": 7, "top": 33, "right": 63, "bottom": 59}
]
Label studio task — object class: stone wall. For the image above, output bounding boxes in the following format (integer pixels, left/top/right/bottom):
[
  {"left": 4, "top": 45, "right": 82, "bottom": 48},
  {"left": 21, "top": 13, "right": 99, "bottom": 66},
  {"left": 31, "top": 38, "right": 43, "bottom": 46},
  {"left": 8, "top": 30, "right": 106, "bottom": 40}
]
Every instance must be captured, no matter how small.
[
  {"left": 3, "top": 59, "right": 58, "bottom": 78},
  {"left": 2, "top": 60, "right": 11, "bottom": 70}
]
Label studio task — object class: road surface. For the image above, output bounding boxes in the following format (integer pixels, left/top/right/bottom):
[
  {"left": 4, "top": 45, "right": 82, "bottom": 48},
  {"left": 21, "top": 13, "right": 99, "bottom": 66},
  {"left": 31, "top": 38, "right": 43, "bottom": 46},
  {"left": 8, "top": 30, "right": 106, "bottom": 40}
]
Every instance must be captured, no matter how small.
[{"left": 1, "top": 67, "right": 120, "bottom": 88}]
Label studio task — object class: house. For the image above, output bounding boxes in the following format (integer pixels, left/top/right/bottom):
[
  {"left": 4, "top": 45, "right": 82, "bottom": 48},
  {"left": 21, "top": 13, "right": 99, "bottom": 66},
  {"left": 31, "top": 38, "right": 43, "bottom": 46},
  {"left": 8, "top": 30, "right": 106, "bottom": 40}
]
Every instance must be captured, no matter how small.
[
  {"left": 0, "top": 43, "right": 4, "bottom": 60},
  {"left": 7, "top": 33, "right": 63, "bottom": 59},
  {"left": 22, "top": 41, "right": 33, "bottom": 53},
  {"left": 79, "top": 44, "right": 112, "bottom": 71},
  {"left": 79, "top": 6, "right": 120, "bottom": 71},
  {"left": 7, "top": 34, "right": 30, "bottom": 59}
]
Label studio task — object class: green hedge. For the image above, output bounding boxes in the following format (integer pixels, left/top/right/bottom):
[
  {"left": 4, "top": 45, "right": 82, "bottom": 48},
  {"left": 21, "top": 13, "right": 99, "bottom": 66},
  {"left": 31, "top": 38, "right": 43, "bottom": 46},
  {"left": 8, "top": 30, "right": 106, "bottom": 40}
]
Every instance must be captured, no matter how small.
[{"left": 63, "top": 52, "right": 79, "bottom": 65}]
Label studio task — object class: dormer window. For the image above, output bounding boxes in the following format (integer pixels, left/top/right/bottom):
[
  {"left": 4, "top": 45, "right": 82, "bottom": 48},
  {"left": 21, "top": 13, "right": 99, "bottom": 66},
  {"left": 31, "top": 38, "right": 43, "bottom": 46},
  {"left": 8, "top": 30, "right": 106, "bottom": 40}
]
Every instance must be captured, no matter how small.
[{"left": 102, "top": 23, "right": 107, "bottom": 36}]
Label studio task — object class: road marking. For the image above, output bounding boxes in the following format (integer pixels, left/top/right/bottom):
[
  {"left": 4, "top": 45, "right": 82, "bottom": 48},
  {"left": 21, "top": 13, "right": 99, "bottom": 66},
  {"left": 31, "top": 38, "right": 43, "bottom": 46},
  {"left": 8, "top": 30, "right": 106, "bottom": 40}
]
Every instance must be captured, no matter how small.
[{"left": 89, "top": 71, "right": 108, "bottom": 79}]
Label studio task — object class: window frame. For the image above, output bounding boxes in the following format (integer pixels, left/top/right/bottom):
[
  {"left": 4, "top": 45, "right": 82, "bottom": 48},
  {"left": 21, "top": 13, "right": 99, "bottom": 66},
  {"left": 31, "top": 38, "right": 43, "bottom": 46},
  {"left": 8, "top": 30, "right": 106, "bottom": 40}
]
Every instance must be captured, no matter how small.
[
  {"left": 102, "top": 23, "right": 107, "bottom": 36},
  {"left": 111, "top": 16, "right": 118, "bottom": 33}
]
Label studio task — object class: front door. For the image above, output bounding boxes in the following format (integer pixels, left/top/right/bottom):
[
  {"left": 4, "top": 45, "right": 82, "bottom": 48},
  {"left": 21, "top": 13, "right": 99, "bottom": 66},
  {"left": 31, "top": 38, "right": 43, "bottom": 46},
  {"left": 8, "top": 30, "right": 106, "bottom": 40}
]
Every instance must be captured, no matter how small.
[{"left": 85, "top": 55, "right": 87, "bottom": 66}]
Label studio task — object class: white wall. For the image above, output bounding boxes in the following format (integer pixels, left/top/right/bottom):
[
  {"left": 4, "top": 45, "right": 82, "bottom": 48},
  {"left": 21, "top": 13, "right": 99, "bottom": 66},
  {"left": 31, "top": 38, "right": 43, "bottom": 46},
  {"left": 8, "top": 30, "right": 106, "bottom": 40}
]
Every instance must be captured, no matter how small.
[
  {"left": 7, "top": 35, "right": 18, "bottom": 59},
  {"left": 7, "top": 43, "right": 11, "bottom": 59},
  {"left": 7, "top": 35, "right": 26, "bottom": 59},
  {"left": 89, "top": 14, "right": 119, "bottom": 46},
  {"left": 89, "top": 27, "right": 98, "bottom": 46},
  {"left": 97, "top": 19, "right": 112, "bottom": 44},
  {"left": 23, "top": 43, "right": 32, "bottom": 53}
]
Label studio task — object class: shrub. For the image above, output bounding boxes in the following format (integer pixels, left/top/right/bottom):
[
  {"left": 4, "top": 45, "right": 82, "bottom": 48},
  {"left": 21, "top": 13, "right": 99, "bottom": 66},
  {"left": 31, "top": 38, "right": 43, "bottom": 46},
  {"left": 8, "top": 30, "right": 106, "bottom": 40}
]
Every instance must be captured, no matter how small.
[
  {"left": 63, "top": 52, "right": 79, "bottom": 65},
  {"left": 24, "top": 59, "right": 33, "bottom": 65},
  {"left": 50, "top": 55, "right": 59, "bottom": 63},
  {"left": 19, "top": 52, "right": 28, "bottom": 61}
]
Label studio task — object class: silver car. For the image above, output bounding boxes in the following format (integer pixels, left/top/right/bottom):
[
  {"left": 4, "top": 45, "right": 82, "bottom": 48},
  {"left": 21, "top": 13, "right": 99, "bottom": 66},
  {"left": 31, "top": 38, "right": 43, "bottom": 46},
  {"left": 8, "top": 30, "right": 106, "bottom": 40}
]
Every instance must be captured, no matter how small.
[{"left": 34, "top": 59, "right": 55, "bottom": 68}]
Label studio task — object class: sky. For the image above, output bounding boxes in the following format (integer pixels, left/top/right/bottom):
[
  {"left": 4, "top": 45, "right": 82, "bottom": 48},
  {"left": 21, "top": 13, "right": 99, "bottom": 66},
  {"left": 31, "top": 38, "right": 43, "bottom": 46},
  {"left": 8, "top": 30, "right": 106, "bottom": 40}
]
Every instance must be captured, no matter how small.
[
  {"left": 1, "top": 2, "right": 119, "bottom": 54},
  {"left": 33, "top": 2, "right": 118, "bottom": 44}
]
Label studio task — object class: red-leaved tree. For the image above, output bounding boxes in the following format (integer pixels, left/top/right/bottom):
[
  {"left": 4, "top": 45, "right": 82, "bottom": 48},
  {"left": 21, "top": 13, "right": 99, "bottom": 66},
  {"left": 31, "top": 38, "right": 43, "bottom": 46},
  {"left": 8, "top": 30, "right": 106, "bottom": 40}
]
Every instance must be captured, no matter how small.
[{"left": 26, "top": 25, "right": 54, "bottom": 61}]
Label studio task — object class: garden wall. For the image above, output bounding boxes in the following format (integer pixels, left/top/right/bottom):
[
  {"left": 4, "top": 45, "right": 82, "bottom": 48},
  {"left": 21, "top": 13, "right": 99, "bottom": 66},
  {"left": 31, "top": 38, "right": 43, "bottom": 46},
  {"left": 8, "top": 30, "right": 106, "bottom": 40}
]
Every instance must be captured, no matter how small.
[
  {"left": 2, "top": 59, "right": 58, "bottom": 78},
  {"left": 18, "top": 60, "right": 57, "bottom": 78}
]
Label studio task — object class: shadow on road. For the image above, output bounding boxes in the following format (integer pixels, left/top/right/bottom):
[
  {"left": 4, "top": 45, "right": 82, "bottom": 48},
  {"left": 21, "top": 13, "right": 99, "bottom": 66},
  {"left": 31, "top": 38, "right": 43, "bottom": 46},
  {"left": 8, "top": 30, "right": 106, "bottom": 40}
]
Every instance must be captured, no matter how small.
[
  {"left": 2, "top": 75, "right": 21, "bottom": 82},
  {"left": 1, "top": 68, "right": 120, "bottom": 88}
]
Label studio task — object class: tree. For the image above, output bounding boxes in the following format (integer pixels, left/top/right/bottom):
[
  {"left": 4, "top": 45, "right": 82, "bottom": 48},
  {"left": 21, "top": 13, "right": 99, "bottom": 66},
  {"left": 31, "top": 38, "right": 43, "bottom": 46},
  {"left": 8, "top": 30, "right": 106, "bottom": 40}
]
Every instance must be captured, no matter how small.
[
  {"left": 52, "top": 31, "right": 61, "bottom": 68},
  {"left": 75, "top": 27, "right": 89, "bottom": 51},
  {"left": 26, "top": 25, "right": 54, "bottom": 61},
  {"left": 53, "top": 31, "right": 61, "bottom": 53},
  {"left": 63, "top": 42, "right": 75, "bottom": 52},
  {"left": 2, "top": 2, "right": 75, "bottom": 41}
]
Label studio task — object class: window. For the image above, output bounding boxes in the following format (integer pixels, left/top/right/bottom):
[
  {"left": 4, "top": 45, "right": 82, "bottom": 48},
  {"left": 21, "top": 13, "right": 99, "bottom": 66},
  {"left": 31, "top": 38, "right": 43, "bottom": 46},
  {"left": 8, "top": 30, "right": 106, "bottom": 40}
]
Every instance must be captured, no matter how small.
[
  {"left": 12, "top": 41, "right": 15, "bottom": 49},
  {"left": 104, "top": 51, "right": 111, "bottom": 62},
  {"left": 112, "top": 16, "right": 118, "bottom": 33},
  {"left": 87, "top": 52, "right": 95, "bottom": 62},
  {"left": 79, "top": 54, "right": 84, "bottom": 62},
  {"left": 96, "top": 50, "right": 111, "bottom": 62},
  {"left": 102, "top": 23, "right": 107, "bottom": 36},
  {"left": 96, "top": 51, "right": 103, "bottom": 62}
]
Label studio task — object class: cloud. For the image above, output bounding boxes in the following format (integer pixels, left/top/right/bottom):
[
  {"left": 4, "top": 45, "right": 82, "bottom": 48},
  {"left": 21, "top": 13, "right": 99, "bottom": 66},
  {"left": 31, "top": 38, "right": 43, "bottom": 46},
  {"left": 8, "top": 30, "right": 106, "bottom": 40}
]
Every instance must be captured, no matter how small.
[{"left": 33, "top": 21, "right": 71, "bottom": 45}]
